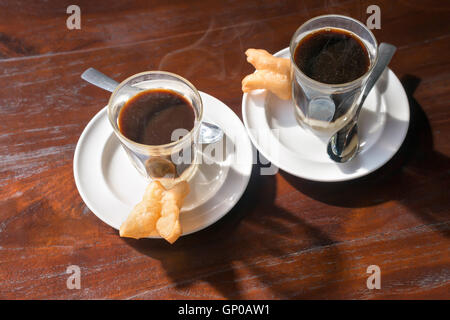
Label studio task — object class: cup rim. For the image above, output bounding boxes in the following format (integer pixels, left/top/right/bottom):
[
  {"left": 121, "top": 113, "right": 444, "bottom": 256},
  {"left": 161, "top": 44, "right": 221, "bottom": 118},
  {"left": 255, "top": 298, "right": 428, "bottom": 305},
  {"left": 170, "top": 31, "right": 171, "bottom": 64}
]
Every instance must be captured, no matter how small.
[
  {"left": 289, "top": 14, "right": 379, "bottom": 89},
  {"left": 107, "top": 70, "right": 203, "bottom": 150}
]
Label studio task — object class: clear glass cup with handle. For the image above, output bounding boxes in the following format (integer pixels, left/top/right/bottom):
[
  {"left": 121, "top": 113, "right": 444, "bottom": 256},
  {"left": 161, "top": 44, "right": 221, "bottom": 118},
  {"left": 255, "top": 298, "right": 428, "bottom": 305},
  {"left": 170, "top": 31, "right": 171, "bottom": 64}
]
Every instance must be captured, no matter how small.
[
  {"left": 107, "top": 71, "right": 202, "bottom": 189},
  {"left": 290, "top": 14, "right": 378, "bottom": 135}
]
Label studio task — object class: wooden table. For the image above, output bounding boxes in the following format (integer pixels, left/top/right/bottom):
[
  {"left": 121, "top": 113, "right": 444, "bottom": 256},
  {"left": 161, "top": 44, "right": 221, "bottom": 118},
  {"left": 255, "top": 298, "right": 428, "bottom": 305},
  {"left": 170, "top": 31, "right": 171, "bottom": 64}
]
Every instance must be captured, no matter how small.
[{"left": 0, "top": 0, "right": 449, "bottom": 299}]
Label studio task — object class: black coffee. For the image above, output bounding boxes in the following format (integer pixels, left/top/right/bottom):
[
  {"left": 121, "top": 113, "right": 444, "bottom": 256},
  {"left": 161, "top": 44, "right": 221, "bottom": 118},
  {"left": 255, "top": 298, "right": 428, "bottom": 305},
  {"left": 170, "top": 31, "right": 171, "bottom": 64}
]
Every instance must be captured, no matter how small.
[
  {"left": 294, "top": 28, "right": 370, "bottom": 84},
  {"left": 118, "top": 89, "right": 195, "bottom": 146}
]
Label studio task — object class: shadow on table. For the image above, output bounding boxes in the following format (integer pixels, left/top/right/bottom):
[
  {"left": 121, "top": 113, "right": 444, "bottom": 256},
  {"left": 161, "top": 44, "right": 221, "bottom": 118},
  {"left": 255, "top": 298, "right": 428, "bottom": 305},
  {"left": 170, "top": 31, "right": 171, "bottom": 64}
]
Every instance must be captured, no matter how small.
[
  {"left": 122, "top": 75, "right": 449, "bottom": 299},
  {"left": 282, "top": 75, "right": 450, "bottom": 237},
  {"left": 123, "top": 161, "right": 343, "bottom": 299}
]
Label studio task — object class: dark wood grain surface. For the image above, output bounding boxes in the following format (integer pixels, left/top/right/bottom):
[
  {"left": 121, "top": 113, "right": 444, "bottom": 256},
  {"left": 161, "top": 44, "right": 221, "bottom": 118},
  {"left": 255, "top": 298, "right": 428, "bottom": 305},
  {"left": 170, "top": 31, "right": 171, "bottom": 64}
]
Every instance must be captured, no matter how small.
[{"left": 0, "top": 0, "right": 449, "bottom": 299}]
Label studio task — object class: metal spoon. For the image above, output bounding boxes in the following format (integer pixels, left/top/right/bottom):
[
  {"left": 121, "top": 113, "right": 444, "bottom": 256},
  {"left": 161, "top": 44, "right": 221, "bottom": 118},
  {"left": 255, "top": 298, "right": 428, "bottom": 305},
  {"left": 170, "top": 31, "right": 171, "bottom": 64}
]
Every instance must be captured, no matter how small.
[
  {"left": 327, "top": 43, "right": 397, "bottom": 163},
  {"left": 81, "top": 68, "right": 223, "bottom": 144}
]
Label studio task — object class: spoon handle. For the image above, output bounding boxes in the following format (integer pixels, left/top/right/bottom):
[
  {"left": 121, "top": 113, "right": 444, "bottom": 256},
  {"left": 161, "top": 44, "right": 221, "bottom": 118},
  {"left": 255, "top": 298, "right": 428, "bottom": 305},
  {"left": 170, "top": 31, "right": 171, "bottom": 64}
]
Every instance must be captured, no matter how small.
[
  {"left": 327, "top": 42, "right": 397, "bottom": 163},
  {"left": 81, "top": 68, "right": 119, "bottom": 93},
  {"left": 355, "top": 43, "right": 397, "bottom": 118}
]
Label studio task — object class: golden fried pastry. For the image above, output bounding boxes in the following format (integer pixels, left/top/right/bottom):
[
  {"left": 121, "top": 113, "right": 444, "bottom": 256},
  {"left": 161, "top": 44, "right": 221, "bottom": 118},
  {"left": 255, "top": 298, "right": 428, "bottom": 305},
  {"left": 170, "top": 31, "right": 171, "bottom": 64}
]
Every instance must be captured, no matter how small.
[
  {"left": 119, "top": 180, "right": 190, "bottom": 243},
  {"left": 242, "top": 48, "right": 292, "bottom": 100},
  {"left": 242, "top": 70, "right": 291, "bottom": 100},
  {"left": 119, "top": 181, "right": 164, "bottom": 239},
  {"left": 245, "top": 49, "right": 291, "bottom": 75},
  {"left": 156, "top": 180, "right": 189, "bottom": 244}
]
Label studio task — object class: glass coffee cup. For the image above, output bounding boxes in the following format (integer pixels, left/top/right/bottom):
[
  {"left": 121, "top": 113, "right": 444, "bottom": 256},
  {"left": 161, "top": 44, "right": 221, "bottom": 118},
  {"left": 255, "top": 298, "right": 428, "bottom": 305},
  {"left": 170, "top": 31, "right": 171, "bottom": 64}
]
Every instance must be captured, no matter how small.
[
  {"left": 290, "top": 15, "right": 378, "bottom": 135},
  {"left": 107, "top": 71, "right": 202, "bottom": 189}
]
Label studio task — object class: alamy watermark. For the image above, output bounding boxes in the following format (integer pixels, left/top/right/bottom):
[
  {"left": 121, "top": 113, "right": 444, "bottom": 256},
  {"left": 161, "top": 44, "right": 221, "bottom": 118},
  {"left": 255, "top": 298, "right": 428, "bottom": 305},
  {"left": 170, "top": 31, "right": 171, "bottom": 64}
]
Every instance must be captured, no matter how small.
[
  {"left": 366, "top": 5, "right": 381, "bottom": 30},
  {"left": 66, "top": 4, "right": 381, "bottom": 31},
  {"left": 66, "top": 265, "right": 81, "bottom": 289},
  {"left": 170, "top": 128, "right": 279, "bottom": 176},
  {"left": 366, "top": 265, "right": 381, "bottom": 289},
  {"left": 66, "top": 5, "right": 81, "bottom": 30}
]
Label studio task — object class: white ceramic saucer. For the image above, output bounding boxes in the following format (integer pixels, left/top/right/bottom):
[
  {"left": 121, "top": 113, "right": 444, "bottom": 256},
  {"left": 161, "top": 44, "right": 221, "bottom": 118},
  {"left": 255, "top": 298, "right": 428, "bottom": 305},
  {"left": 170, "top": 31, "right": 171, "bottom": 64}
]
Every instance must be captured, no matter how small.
[
  {"left": 242, "top": 48, "right": 410, "bottom": 182},
  {"left": 74, "top": 92, "right": 253, "bottom": 237}
]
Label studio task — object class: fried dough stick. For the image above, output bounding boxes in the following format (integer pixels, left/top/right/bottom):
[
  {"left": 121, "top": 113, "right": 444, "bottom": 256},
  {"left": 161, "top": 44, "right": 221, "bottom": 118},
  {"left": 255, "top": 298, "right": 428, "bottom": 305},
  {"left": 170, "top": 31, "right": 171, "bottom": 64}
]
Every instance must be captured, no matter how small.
[
  {"left": 120, "top": 181, "right": 165, "bottom": 239},
  {"left": 245, "top": 49, "right": 291, "bottom": 75},
  {"left": 120, "top": 180, "right": 190, "bottom": 243},
  {"left": 242, "top": 70, "right": 291, "bottom": 100},
  {"left": 156, "top": 181, "right": 190, "bottom": 244},
  {"left": 242, "top": 48, "right": 292, "bottom": 100}
]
